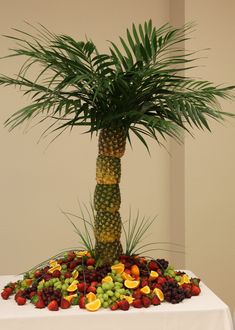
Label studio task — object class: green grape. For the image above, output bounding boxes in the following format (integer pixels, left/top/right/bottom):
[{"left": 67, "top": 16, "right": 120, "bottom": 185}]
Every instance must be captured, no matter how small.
[
  {"left": 65, "top": 278, "right": 70, "bottom": 284},
  {"left": 102, "top": 283, "right": 110, "bottom": 291},
  {"left": 111, "top": 296, "right": 117, "bottom": 302},
  {"left": 97, "top": 287, "right": 103, "bottom": 294},
  {"left": 115, "top": 292, "right": 120, "bottom": 298},
  {"left": 62, "top": 264, "right": 67, "bottom": 270},
  {"left": 102, "top": 301, "right": 109, "bottom": 308},
  {"left": 107, "top": 290, "right": 114, "bottom": 297},
  {"left": 103, "top": 293, "right": 109, "bottom": 301},
  {"left": 62, "top": 284, "right": 68, "bottom": 291}
]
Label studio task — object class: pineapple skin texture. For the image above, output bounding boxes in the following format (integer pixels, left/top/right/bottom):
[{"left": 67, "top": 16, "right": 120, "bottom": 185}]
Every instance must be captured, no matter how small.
[{"left": 94, "top": 127, "right": 126, "bottom": 265}]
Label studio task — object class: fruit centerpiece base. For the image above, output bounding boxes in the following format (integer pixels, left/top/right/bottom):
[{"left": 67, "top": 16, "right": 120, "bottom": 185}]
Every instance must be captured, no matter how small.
[{"left": 1, "top": 251, "right": 200, "bottom": 312}]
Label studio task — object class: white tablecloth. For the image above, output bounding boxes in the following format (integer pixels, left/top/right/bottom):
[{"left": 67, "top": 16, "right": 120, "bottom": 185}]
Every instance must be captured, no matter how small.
[{"left": 0, "top": 272, "right": 234, "bottom": 330}]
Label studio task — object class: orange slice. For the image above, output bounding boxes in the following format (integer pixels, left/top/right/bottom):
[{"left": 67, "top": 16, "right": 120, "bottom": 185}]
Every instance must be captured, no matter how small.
[
  {"left": 72, "top": 269, "right": 79, "bottom": 279},
  {"left": 121, "top": 295, "right": 134, "bottom": 304},
  {"left": 131, "top": 265, "right": 140, "bottom": 277},
  {"left": 153, "top": 288, "right": 164, "bottom": 301},
  {"left": 140, "top": 285, "right": 151, "bottom": 294},
  {"left": 86, "top": 292, "right": 96, "bottom": 303},
  {"left": 67, "top": 280, "right": 78, "bottom": 292},
  {"left": 25, "top": 279, "right": 33, "bottom": 286},
  {"left": 48, "top": 264, "right": 62, "bottom": 274},
  {"left": 178, "top": 274, "right": 190, "bottom": 286},
  {"left": 75, "top": 251, "right": 89, "bottom": 257},
  {"left": 102, "top": 276, "right": 113, "bottom": 284},
  {"left": 49, "top": 259, "right": 58, "bottom": 268},
  {"left": 124, "top": 280, "right": 140, "bottom": 289},
  {"left": 121, "top": 272, "right": 134, "bottom": 281},
  {"left": 111, "top": 263, "right": 125, "bottom": 274},
  {"left": 149, "top": 270, "right": 159, "bottom": 280},
  {"left": 64, "top": 294, "right": 77, "bottom": 302},
  {"left": 85, "top": 298, "right": 101, "bottom": 312}
]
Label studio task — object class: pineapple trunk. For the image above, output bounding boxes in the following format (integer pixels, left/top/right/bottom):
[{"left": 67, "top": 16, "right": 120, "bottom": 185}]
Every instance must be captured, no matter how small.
[{"left": 94, "top": 127, "right": 126, "bottom": 265}]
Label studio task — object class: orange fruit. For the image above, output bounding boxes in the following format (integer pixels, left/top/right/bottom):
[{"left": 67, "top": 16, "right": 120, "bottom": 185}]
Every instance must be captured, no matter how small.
[
  {"left": 49, "top": 260, "right": 58, "bottom": 268},
  {"left": 64, "top": 294, "right": 77, "bottom": 302},
  {"left": 178, "top": 274, "right": 190, "bottom": 286},
  {"left": 48, "top": 264, "right": 62, "bottom": 274},
  {"left": 131, "top": 265, "right": 140, "bottom": 277},
  {"left": 72, "top": 269, "right": 79, "bottom": 279},
  {"left": 121, "top": 272, "right": 134, "bottom": 281},
  {"left": 111, "top": 263, "right": 125, "bottom": 274},
  {"left": 140, "top": 285, "right": 151, "bottom": 294},
  {"left": 124, "top": 280, "right": 140, "bottom": 289},
  {"left": 67, "top": 280, "right": 78, "bottom": 292},
  {"left": 121, "top": 295, "right": 134, "bottom": 304},
  {"left": 85, "top": 298, "right": 101, "bottom": 312},
  {"left": 153, "top": 288, "right": 164, "bottom": 301},
  {"left": 149, "top": 270, "right": 159, "bottom": 280},
  {"left": 102, "top": 276, "right": 113, "bottom": 284},
  {"left": 86, "top": 292, "right": 96, "bottom": 303},
  {"left": 75, "top": 251, "right": 89, "bottom": 257}
]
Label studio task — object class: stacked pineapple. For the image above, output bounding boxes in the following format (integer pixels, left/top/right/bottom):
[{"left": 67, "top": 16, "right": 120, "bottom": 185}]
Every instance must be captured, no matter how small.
[{"left": 94, "top": 127, "right": 126, "bottom": 265}]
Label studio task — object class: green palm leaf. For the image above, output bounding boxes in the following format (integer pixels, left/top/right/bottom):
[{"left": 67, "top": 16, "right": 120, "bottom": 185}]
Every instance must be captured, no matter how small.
[{"left": 0, "top": 20, "right": 234, "bottom": 149}]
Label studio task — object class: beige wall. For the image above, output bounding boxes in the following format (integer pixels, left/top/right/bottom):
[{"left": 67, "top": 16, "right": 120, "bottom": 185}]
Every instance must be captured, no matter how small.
[
  {"left": 184, "top": 0, "right": 235, "bottom": 312},
  {"left": 0, "top": 0, "right": 172, "bottom": 274}
]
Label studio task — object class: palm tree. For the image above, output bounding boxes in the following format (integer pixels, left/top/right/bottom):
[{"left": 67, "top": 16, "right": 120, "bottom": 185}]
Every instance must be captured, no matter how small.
[{"left": 0, "top": 20, "right": 234, "bottom": 265}]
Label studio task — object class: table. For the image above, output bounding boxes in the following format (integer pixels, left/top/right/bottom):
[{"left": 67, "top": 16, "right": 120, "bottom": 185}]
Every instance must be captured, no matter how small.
[{"left": 0, "top": 272, "right": 234, "bottom": 330}]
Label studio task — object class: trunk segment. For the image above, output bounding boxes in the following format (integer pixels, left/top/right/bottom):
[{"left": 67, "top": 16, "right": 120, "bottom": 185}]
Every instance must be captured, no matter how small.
[{"left": 94, "top": 127, "right": 126, "bottom": 265}]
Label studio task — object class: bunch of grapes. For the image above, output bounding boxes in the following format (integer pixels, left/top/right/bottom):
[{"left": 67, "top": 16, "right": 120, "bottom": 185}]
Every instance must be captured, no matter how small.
[
  {"left": 96, "top": 272, "right": 130, "bottom": 308},
  {"left": 156, "top": 259, "right": 169, "bottom": 271},
  {"left": 41, "top": 287, "right": 62, "bottom": 306},
  {"left": 162, "top": 280, "right": 185, "bottom": 304}
]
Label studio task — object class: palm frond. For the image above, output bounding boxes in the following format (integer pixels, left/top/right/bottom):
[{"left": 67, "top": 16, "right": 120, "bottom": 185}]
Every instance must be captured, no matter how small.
[{"left": 0, "top": 20, "right": 234, "bottom": 146}]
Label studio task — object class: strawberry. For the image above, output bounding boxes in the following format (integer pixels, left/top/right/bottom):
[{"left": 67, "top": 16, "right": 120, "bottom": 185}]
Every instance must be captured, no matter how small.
[
  {"left": 157, "top": 277, "right": 167, "bottom": 285},
  {"left": 35, "top": 298, "right": 45, "bottom": 309},
  {"left": 48, "top": 300, "right": 59, "bottom": 311},
  {"left": 78, "top": 296, "right": 86, "bottom": 309},
  {"left": 110, "top": 302, "right": 119, "bottom": 311},
  {"left": 149, "top": 260, "right": 158, "bottom": 271},
  {"left": 132, "top": 298, "right": 143, "bottom": 308},
  {"left": 191, "top": 285, "right": 201, "bottom": 296},
  {"left": 14, "top": 290, "right": 23, "bottom": 301},
  {"left": 151, "top": 295, "right": 160, "bottom": 305},
  {"left": 87, "top": 285, "right": 96, "bottom": 294},
  {"left": 67, "top": 251, "right": 76, "bottom": 261},
  {"left": 16, "top": 296, "right": 26, "bottom": 305},
  {"left": 86, "top": 257, "right": 95, "bottom": 266},
  {"left": 64, "top": 272, "right": 72, "bottom": 279},
  {"left": 4, "top": 287, "right": 13, "bottom": 295},
  {"left": 34, "top": 270, "right": 42, "bottom": 278},
  {"left": 69, "top": 261, "right": 77, "bottom": 270},
  {"left": 118, "top": 299, "right": 129, "bottom": 311},
  {"left": 132, "top": 289, "right": 142, "bottom": 299},
  {"left": 60, "top": 298, "right": 71, "bottom": 309},
  {"left": 1, "top": 290, "right": 10, "bottom": 300},
  {"left": 77, "top": 282, "right": 87, "bottom": 292},
  {"left": 29, "top": 291, "right": 37, "bottom": 299},
  {"left": 142, "top": 296, "right": 151, "bottom": 308},
  {"left": 52, "top": 270, "right": 61, "bottom": 278},
  {"left": 141, "top": 278, "right": 149, "bottom": 288},
  {"left": 90, "top": 281, "right": 98, "bottom": 287}
]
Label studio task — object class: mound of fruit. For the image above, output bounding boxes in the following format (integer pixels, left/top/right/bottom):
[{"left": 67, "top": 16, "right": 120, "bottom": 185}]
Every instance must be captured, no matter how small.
[{"left": 1, "top": 251, "right": 201, "bottom": 312}]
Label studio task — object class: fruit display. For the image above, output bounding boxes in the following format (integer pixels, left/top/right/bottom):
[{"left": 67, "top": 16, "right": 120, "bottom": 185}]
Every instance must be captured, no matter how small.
[{"left": 1, "top": 251, "right": 201, "bottom": 312}]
